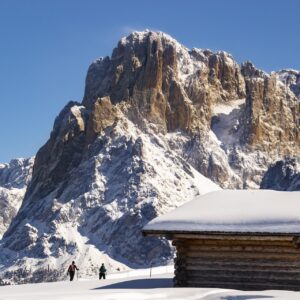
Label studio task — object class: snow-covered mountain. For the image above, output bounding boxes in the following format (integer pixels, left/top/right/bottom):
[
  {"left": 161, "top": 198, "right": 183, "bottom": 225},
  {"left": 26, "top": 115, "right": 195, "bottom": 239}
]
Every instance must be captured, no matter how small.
[
  {"left": 0, "top": 158, "right": 34, "bottom": 239},
  {"left": 0, "top": 30, "right": 299, "bottom": 283},
  {"left": 276, "top": 69, "right": 300, "bottom": 97}
]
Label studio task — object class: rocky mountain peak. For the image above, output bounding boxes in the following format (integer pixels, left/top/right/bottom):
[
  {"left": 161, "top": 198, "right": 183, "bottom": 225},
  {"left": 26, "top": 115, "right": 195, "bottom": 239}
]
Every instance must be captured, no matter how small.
[
  {"left": 83, "top": 30, "right": 245, "bottom": 137},
  {"left": 241, "top": 61, "right": 268, "bottom": 79}
]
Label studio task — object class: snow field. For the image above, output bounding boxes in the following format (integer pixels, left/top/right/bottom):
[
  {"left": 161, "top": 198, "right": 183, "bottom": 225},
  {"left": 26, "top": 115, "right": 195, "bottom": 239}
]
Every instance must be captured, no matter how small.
[{"left": 1, "top": 270, "right": 300, "bottom": 300}]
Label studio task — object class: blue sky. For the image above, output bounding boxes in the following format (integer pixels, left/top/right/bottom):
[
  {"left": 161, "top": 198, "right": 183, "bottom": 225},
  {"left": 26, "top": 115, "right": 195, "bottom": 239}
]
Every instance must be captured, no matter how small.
[{"left": 0, "top": 0, "right": 299, "bottom": 163}]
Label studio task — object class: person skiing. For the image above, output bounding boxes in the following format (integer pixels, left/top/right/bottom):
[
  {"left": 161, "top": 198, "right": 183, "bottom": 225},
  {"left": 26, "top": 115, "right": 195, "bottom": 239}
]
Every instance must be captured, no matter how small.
[
  {"left": 99, "top": 263, "right": 107, "bottom": 280},
  {"left": 67, "top": 261, "right": 79, "bottom": 281}
]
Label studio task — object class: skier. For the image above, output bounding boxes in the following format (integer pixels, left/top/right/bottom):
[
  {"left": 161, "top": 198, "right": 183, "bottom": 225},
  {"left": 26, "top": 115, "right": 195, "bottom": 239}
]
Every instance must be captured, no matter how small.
[
  {"left": 99, "top": 263, "right": 107, "bottom": 280},
  {"left": 67, "top": 261, "right": 79, "bottom": 281}
]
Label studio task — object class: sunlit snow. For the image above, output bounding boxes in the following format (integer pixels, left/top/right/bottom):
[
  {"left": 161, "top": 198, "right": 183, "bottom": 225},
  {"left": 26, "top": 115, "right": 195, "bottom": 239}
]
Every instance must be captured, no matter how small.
[{"left": 144, "top": 190, "right": 300, "bottom": 233}]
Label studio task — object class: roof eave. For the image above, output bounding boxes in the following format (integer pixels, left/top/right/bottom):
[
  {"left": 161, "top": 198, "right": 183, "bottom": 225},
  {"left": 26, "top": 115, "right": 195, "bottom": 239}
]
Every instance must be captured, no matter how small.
[{"left": 142, "top": 229, "right": 300, "bottom": 241}]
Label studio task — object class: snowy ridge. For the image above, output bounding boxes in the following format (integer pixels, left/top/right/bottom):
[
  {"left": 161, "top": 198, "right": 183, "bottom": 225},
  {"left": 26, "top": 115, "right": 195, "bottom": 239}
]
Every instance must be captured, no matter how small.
[
  {"left": 276, "top": 69, "right": 300, "bottom": 98},
  {"left": 0, "top": 158, "right": 33, "bottom": 189},
  {"left": 0, "top": 158, "right": 34, "bottom": 238},
  {"left": 0, "top": 187, "right": 26, "bottom": 239},
  {"left": 120, "top": 30, "right": 186, "bottom": 51}
]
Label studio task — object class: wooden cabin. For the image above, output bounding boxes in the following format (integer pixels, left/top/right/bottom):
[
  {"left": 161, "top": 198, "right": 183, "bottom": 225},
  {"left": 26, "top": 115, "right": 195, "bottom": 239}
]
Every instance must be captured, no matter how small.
[{"left": 143, "top": 190, "right": 300, "bottom": 290}]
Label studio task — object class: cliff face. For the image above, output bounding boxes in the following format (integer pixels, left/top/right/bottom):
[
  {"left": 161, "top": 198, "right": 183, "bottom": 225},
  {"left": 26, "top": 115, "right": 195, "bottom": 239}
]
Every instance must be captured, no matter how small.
[
  {"left": 241, "top": 63, "right": 300, "bottom": 154},
  {"left": 1, "top": 30, "right": 299, "bottom": 283},
  {"left": 83, "top": 31, "right": 245, "bottom": 133},
  {"left": 82, "top": 31, "right": 299, "bottom": 188}
]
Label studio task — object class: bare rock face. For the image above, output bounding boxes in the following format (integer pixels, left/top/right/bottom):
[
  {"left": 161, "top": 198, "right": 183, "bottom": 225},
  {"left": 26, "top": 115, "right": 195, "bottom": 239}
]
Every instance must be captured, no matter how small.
[
  {"left": 85, "top": 96, "right": 120, "bottom": 144},
  {"left": 25, "top": 102, "right": 88, "bottom": 202},
  {"left": 83, "top": 31, "right": 245, "bottom": 133},
  {"left": 241, "top": 63, "right": 300, "bottom": 155},
  {"left": 1, "top": 30, "right": 300, "bottom": 283}
]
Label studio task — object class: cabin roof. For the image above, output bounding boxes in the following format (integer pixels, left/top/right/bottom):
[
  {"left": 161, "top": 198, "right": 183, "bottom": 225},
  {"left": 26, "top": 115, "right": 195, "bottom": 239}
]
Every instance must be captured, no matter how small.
[{"left": 143, "top": 190, "right": 300, "bottom": 236}]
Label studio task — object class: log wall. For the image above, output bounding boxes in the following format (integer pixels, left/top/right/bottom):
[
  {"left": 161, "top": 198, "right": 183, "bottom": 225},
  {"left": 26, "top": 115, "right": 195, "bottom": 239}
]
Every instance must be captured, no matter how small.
[{"left": 173, "top": 235, "right": 300, "bottom": 290}]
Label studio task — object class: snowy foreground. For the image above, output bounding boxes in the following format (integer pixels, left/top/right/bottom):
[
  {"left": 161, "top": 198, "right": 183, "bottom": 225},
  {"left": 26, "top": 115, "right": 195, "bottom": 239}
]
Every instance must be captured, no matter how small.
[{"left": 1, "top": 268, "right": 300, "bottom": 300}]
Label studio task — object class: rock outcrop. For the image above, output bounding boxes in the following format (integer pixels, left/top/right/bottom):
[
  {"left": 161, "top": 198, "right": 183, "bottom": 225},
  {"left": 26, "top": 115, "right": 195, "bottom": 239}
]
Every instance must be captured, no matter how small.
[
  {"left": 241, "top": 63, "right": 300, "bottom": 154},
  {"left": 261, "top": 158, "right": 300, "bottom": 191}
]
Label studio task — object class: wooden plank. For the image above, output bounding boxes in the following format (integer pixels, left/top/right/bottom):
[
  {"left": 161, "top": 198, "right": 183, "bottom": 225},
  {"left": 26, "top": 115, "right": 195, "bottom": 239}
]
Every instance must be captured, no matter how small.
[
  {"left": 182, "top": 280, "right": 300, "bottom": 290},
  {"left": 184, "top": 253, "right": 300, "bottom": 261},
  {"left": 172, "top": 234, "right": 296, "bottom": 241},
  {"left": 184, "top": 273, "right": 300, "bottom": 285},
  {"left": 179, "top": 249, "right": 300, "bottom": 260},
  {"left": 175, "top": 238, "right": 294, "bottom": 247},
  {"left": 184, "top": 263, "right": 300, "bottom": 272},
  {"left": 185, "top": 268, "right": 300, "bottom": 279},
  {"left": 177, "top": 244, "right": 300, "bottom": 254},
  {"left": 183, "top": 256, "right": 300, "bottom": 266},
  {"left": 183, "top": 260, "right": 300, "bottom": 270}
]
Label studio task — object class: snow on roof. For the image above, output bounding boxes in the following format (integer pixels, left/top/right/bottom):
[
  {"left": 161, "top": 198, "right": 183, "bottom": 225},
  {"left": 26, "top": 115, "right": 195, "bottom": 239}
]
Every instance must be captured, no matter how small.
[{"left": 143, "top": 190, "right": 300, "bottom": 235}]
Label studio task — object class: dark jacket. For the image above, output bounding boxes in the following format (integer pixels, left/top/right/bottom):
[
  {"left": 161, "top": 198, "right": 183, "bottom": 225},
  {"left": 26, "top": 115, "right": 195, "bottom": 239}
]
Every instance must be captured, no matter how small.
[
  {"left": 99, "top": 265, "right": 107, "bottom": 273},
  {"left": 68, "top": 264, "right": 79, "bottom": 273}
]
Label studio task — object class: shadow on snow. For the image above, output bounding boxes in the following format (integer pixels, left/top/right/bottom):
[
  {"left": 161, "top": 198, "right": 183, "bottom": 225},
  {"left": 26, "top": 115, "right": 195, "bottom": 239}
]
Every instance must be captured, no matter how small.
[
  {"left": 221, "top": 296, "right": 274, "bottom": 300},
  {"left": 92, "top": 278, "right": 173, "bottom": 289}
]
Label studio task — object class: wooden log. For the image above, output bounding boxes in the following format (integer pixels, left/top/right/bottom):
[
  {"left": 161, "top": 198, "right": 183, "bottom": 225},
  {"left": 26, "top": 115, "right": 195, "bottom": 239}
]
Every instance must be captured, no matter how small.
[
  {"left": 176, "top": 244, "right": 300, "bottom": 254},
  {"left": 183, "top": 280, "right": 300, "bottom": 291},
  {"left": 178, "top": 249, "right": 300, "bottom": 260},
  {"left": 184, "top": 272, "right": 300, "bottom": 285},
  {"left": 184, "top": 256, "right": 300, "bottom": 266},
  {"left": 172, "top": 234, "right": 295, "bottom": 241},
  {"left": 184, "top": 263, "right": 300, "bottom": 273},
  {"left": 186, "top": 268, "right": 300, "bottom": 280},
  {"left": 184, "top": 262, "right": 300, "bottom": 270},
  {"left": 175, "top": 238, "right": 294, "bottom": 246},
  {"left": 172, "top": 235, "right": 300, "bottom": 289},
  {"left": 176, "top": 244, "right": 283, "bottom": 250}
]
